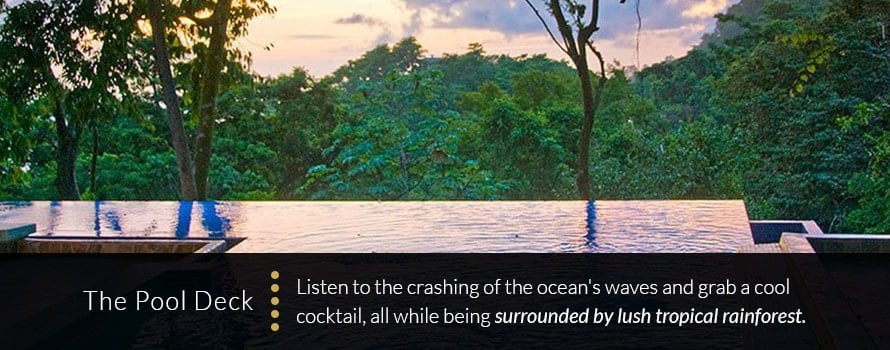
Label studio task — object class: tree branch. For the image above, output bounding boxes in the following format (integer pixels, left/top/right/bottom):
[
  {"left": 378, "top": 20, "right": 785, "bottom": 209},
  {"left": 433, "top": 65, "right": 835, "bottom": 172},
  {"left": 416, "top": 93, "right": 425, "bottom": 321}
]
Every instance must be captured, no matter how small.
[
  {"left": 547, "top": 0, "right": 580, "bottom": 57},
  {"left": 588, "top": 41, "right": 607, "bottom": 82},
  {"left": 524, "top": 0, "right": 569, "bottom": 55}
]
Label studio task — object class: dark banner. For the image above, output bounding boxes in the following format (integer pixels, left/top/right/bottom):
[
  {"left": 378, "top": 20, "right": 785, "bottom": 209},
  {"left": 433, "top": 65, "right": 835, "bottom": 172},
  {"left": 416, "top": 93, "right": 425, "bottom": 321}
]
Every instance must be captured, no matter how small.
[{"left": 1, "top": 254, "right": 887, "bottom": 349}]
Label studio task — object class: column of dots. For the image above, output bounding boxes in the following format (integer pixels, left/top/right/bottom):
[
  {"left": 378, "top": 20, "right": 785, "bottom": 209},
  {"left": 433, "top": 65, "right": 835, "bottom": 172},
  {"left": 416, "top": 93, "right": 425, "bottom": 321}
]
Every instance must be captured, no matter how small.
[{"left": 271, "top": 271, "right": 280, "bottom": 332}]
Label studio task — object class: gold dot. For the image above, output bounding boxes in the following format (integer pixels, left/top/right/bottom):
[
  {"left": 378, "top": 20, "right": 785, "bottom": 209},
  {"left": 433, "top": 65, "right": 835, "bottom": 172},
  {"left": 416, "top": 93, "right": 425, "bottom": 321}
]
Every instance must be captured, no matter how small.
[
  {"left": 271, "top": 310, "right": 280, "bottom": 319},
  {"left": 271, "top": 284, "right": 280, "bottom": 293},
  {"left": 270, "top": 271, "right": 280, "bottom": 279},
  {"left": 271, "top": 323, "right": 280, "bottom": 332},
  {"left": 271, "top": 297, "right": 279, "bottom": 305}
]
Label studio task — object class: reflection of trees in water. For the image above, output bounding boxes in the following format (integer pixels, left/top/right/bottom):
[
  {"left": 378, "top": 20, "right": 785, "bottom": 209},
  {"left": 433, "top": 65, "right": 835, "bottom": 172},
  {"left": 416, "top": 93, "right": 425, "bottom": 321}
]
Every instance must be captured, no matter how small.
[
  {"left": 586, "top": 200, "right": 598, "bottom": 248},
  {"left": 176, "top": 201, "right": 232, "bottom": 238},
  {"left": 175, "top": 201, "right": 193, "bottom": 238},
  {"left": 48, "top": 201, "right": 61, "bottom": 237},
  {"left": 93, "top": 201, "right": 122, "bottom": 236}
]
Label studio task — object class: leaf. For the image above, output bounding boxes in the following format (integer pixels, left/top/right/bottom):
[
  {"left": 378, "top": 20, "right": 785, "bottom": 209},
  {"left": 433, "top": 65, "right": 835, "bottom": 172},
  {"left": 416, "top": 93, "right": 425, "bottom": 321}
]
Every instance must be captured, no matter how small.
[{"left": 807, "top": 65, "right": 816, "bottom": 74}]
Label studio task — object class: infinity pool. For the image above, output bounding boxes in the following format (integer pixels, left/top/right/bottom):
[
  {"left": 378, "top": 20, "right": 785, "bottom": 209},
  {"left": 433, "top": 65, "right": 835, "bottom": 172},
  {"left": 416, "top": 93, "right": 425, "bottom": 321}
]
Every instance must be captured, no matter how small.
[{"left": 0, "top": 201, "right": 753, "bottom": 253}]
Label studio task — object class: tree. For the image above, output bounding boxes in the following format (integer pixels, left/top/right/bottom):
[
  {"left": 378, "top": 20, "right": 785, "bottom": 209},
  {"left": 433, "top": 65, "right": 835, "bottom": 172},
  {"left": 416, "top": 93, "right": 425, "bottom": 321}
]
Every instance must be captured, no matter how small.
[
  {"left": 191, "top": 0, "right": 233, "bottom": 200},
  {"left": 524, "top": 0, "right": 626, "bottom": 199},
  {"left": 0, "top": 94, "right": 37, "bottom": 188},
  {"left": 305, "top": 41, "right": 507, "bottom": 200},
  {"left": 261, "top": 69, "right": 341, "bottom": 197},
  {"left": 332, "top": 37, "right": 425, "bottom": 96},
  {"left": 841, "top": 100, "right": 890, "bottom": 233},
  {"left": 142, "top": 0, "right": 274, "bottom": 199},
  {"left": 0, "top": 0, "right": 141, "bottom": 199},
  {"left": 146, "top": 0, "right": 197, "bottom": 199}
]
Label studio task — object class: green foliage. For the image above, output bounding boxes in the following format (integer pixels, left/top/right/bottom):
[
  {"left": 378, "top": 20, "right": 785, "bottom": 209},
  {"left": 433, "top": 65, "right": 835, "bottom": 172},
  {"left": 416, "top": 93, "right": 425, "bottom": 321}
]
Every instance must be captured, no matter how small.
[
  {"left": 475, "top": 98, "right": 573, "bottom": 198},
  {"left": 776, "top": 32, "right": 836, "bottom": 97},
  {"left": 0, "top": 95, "right": 38, "bottom": 184},
  {"left": 0, "top": 0, "right": 145, "bottom": 198},
  {"left": 3, "top": 0, "right": 889, "bottom": 235},
  {"left": 304, "top": 67, "right": 506, "bottom": 200},
  {"left": 628, "top": 0, "right": 889, "bottom": 231},
  {"left": 841, "top": 100, "right": 890, "bottom": 233}
]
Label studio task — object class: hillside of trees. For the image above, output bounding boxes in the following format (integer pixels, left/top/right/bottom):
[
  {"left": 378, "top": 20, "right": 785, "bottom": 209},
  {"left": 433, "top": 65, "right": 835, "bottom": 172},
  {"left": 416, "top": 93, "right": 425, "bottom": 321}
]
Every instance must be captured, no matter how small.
[{"left": 1, "top": 0, "right": 888, "bottom": 233}]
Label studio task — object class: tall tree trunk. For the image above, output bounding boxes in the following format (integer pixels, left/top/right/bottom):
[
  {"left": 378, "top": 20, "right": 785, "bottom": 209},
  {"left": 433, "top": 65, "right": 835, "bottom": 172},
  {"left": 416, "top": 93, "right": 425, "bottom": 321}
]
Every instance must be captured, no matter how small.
[
  {"left": 54, "top": 97, "right": 80, "bottom": 200},
  {"left": 575, "top": 59, "right": 594, "bottom": 200},
  {"left": 147, "top": 0, "right": 198, "bottom": 200},
  {"left": 193, "top": 0, "right": 233, "bottom": 199},
  {"left": 90, "top": 121, "right": 99, "bottom": 196},
  {"left": 573, "top": 52, "right": 607, "bottom": 200},
  {"left": 526, "top": 0, "right": 613, "bottom": 200}
]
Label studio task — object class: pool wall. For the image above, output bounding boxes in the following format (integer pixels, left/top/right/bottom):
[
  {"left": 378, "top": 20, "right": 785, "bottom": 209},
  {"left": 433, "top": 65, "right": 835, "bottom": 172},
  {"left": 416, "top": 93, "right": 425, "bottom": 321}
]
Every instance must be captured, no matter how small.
[
  {"left": 18, "top": 238, "right": 229, "bottom": 253},
  {"left": 2, "top": 221, "right": 239, "bottom": 253},
  {"left": 750, "top": 220, "right": 823, "bottom": 244}
]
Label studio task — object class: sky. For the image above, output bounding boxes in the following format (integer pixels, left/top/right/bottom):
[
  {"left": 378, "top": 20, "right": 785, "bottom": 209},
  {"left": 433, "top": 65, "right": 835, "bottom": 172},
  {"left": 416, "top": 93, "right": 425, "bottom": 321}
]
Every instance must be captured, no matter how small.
[{"left": 239, "top": 0, "right": 741, "bottom": 77}]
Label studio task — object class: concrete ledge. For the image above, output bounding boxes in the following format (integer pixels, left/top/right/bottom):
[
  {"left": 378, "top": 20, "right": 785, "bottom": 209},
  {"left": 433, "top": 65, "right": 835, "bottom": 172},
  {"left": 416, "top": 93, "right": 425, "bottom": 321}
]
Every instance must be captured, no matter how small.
[
  {"left": 0, "top": 223, "right": 36, "bottom": 240},
  {"left": 1, "top": 223, "right": 37, "bottom": 253},
  {"left": 779, "top": 233, "right": 816, "bottom": 253},
  {"left": 19, "top": 238, "right": 228, "bottom": 254},
  {"left": 736, "top": 243, "right": 782, "bottom": 253},
  {"left": 193, "top": 240, "right": 227, "bottom": 254}
]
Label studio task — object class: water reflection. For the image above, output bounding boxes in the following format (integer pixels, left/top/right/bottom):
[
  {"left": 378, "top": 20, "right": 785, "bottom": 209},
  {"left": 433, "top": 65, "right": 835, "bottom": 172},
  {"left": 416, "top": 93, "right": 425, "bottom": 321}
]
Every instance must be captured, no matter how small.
[
  {"left": 175, "top": 201, "right": 193, "bottom": 239},
  {"left": 93, "top": 201, "right": 123, "bottom": 236},
  {"left": 49, "top": 201, "right": 61, "bottom": 237},
  {"left": 0, "top": 201, "right": 32, "bottom": 212},
  {"left": 0, "top": 201, "right": 235, "bottom": 238},
  {"left": 201, "top": 201, "right": 230, "bottom": 238},
  {"left": 585, "top": 200, "right": 598, "bottom": 248},
  {"left": 175, "top": 201, "right": 232, "bottom": 238},
  {"left": 93, "top": 201, "right": 100, "bottom": 237}
]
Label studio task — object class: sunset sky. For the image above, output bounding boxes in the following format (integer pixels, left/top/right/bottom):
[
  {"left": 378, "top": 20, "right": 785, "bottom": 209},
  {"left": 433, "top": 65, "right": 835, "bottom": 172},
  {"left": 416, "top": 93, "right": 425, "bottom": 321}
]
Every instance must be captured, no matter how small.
[{"left": 241, "top": 0, "right": 740, "bottom": 77}]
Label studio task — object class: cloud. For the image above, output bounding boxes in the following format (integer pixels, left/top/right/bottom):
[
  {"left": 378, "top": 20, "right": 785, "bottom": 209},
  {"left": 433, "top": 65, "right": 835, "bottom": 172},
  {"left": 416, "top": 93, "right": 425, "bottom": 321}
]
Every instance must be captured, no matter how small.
[
  {"left": 392, "top": 0, "right": 738, "bottom": 41},
  {"left": 679, "top": 0, "right": 732, "bottom": 19},
  {"left": 396, "top": 1, "right": 543, "bottom": 36},
  {"left": 335, "top": 13, "right": 387, "bottom": 27},
  {"left": 334, "top": 13, "right": 395, "bottom": 46},
  {"left": 402, "top": 10, "right": 423, "bottom": 36}
]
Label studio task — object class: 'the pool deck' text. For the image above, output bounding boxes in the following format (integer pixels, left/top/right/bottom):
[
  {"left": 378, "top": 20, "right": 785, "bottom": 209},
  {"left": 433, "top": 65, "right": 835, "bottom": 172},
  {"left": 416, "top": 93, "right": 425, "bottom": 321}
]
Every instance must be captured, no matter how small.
[{"left": 82, "top": 290, "right": 254, "bottom": 311}]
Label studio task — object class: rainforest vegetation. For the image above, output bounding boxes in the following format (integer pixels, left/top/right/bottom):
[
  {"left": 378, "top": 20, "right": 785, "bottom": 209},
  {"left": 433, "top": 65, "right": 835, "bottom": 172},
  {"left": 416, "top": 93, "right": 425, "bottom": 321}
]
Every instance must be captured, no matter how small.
[{"left": 1, "top": 0, "right": 889, "bottom": 233}]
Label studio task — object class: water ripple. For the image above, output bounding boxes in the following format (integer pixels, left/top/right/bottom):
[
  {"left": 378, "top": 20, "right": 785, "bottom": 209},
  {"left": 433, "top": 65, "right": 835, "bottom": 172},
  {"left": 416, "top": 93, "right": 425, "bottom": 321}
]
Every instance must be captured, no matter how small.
[{"left": 0, "top": 201, "right": 752, "bottom": 253}]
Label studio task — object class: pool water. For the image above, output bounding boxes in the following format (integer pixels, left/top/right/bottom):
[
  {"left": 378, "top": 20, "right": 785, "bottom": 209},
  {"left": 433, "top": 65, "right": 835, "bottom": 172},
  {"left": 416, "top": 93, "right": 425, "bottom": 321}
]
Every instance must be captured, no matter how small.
[{"left": 0, "top": 201, "right": 753, "bottom": 253}]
